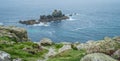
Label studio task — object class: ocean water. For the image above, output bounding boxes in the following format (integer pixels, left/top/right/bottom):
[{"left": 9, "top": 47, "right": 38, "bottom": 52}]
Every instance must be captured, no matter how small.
[{"left": 0, "top": 0, "right": 120, "bottom": 42}]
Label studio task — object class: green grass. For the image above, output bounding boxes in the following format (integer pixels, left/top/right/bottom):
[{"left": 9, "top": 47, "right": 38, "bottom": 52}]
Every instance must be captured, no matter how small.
[
  {"left": 48, "top": 49, "right": 86, "bottom": 61},
  {"left": 0, "top": 36, "right": 48, "bottom": 61},
  {"left": 0, "top": 36, "right": 86, "bottom": 61}
]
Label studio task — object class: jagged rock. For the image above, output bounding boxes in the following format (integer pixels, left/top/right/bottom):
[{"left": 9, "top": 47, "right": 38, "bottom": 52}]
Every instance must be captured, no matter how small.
[
  {"left": 19, "top": 20, "right": 39, "bottom": 25},
  {"left": 52, "top": 10, "right": 63, "bottom": 17},
  {"left": 0, "top": 26, "right": 30, "bottom": 42},
  {"left": 19, "top": 10, "right": 69, "bottom": 25},
  {"left": 112, "top": 49, "right": 120, "bottom": 60},
  {"left": 0, "top": 51, "right": 11, "bottom": 61},
  {"left": 40, "top": 38, "right": 53, "bottom": 46},
  {"left": 113, "top": 36, "right": 120, "bottom": 43},
  {"left": 77, "top": 37, "right": 118, "bottom": 54},
  {"left": 58, "top": 44, "right": 72, "bottom": 53},
  {"left": 80, "top": 53, "right": 117, "bottom": 61}
]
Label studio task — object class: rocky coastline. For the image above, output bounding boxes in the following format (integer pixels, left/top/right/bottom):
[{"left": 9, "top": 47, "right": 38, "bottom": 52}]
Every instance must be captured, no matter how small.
[
  {"left": 0, "top": 26, "right": 120, "bottom": 61},
  {"left": 19, "top": 10, "right": 69, "bottom": 25}
]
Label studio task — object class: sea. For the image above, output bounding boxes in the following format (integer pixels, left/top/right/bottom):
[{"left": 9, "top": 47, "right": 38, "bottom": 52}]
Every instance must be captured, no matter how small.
[{"left": 0, "top": 0, "right": 120, "bottom": 42}]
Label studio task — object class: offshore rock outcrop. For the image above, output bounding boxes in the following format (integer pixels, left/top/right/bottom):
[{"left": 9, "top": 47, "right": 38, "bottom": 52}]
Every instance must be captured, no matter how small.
[
  {"left": 19, "top": 10, "right": 69, "bottom": 25},
  {"left": 0, "top": 26, "right": 30, "bottom": 42}
]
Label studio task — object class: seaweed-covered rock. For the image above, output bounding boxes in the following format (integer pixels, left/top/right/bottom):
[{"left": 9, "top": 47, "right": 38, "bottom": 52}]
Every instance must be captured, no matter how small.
[
  {"left": 80, "top": 53, "right": 117, "bottom": 61},
  {"left": 0, "top": 26, "right": 30, "bottom": 42},
  {"left": 0, "top": 51, "right": 11, "bottom": 61}
]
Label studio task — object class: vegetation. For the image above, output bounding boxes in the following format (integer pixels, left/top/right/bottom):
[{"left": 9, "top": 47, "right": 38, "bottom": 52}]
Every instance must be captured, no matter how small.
[
  {"left": 1, "top": 35, "right": 120, "bottom": 61},
  {"left": 48, "top": 49, "right": 86, "bottom": 61},
  {"left": 0, "top": 36, "right": 48, "bottom": 61}
]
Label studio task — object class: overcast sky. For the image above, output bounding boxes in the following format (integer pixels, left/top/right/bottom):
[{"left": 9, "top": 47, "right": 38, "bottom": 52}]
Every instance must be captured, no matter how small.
[{"left": 0, "top": 0, "right": 120, "bottom": 11}]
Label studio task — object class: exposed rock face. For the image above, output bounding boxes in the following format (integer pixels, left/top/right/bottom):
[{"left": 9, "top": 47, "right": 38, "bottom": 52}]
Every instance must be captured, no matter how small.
[
  {"left": 19, "top": 20, "right": 39, "bottom": 25},
  {"left": 0, "top": 26, "right": 30, "bottom": 42},
  {"left": 113, "top": 36, "right": 120, "bottom": 43},
  {"left": 40, "top": 38, "right": 53, "bottom": 46},
  {"left": 0, "top": 51, "right": 11, "bottom": 61},
  {"left": 80, "top": 53, "right": 117, "bottom": 61},
  {"left": 76, "top": 37, "right": 119, "bottom": 54},
  {"left": 19, "top": 10, "right": 69, "bottom": 25}
]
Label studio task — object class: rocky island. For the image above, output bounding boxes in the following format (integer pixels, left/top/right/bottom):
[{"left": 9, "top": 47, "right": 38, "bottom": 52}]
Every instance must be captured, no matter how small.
[{"left": 19, "top": 10, "right": 69, "bottom": 25}]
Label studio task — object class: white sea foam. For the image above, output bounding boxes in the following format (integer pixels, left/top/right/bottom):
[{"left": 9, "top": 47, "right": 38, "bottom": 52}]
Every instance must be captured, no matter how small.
[
  {"left": 33, "top": 22, "right": 50, "bottom": 27},
  {"left": 67, "top": 17, "right": 76, "bottom": 21}
]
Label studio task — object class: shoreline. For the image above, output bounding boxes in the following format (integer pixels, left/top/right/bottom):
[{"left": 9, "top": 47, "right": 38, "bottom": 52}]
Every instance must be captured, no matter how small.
[{"left": 0, "top": 25, "right": 120, "bottom": 61}]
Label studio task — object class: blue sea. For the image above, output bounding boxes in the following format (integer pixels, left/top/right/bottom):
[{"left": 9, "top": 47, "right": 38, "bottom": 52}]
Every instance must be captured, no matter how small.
[{"left": 0, "top": 0, "right": 120, "bottom": 42}]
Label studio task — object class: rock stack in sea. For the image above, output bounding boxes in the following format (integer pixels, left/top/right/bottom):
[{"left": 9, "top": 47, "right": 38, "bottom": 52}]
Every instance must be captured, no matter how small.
[{"left": 19, "top": 10, "right": 69, "bottom": 25}]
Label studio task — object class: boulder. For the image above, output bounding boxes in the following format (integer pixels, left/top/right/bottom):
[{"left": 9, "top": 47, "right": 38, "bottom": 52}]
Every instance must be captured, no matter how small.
[
  {"left": 58, "top": 44, "right": 72, "bottom": 53},
  {"left": 13, "top": 58, "right": 22, "bottom": 61},
  {"left": 0, "top": 51, "right": 11, "bottom": 61},
  {"left": 0, "top": 26, "right": 30, "bottom": 42},
  {"left": 40, "top": 38, "right": 53, "bottom": 46},
  {"left": 76, "top": 37, "right": 118, "bottom": 54},
  {"left": 80, "top": 53, "right": 117, "bottom": 61},
  {"left": 112, "top": 49, "right": 120, "bottom": 59}
]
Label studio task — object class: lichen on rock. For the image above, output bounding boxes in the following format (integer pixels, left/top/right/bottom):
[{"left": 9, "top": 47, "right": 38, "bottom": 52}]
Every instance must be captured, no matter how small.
[
  {"left": 80, "top": 53, "right": 117, "bottom": 61},
  {"left": 0, "top": 26, "right": 30, "bottom": 42}
]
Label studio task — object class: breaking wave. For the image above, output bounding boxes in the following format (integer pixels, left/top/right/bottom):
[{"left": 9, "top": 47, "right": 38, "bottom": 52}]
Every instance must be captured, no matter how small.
[{"left": 33, "top": 22, "right": 50, "bottom": 27}]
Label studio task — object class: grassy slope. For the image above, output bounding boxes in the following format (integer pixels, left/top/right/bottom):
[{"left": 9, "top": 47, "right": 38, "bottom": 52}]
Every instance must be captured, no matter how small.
[
  {"left": 0, "top": 36, "right": 86, "bottom": 61},
  {"left": 48, "top": 49, "right": 86, "bottom": 61},
  {"left": 0, "top": 36, "right": 48, "bottom": 61}
]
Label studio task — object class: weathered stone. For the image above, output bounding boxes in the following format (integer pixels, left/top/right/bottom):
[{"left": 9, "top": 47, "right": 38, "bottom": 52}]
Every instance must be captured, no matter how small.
[
  {"left": 76, "top": 37, "right": 118, "bottom": 54},
  {"left": 113, "top": 36, "right": 120, "bottom": 43},
  {"left": 0, "top": 26, "right": 30, "bottom": 42},
  {"left": 80, "top": 53, "right": 117, "bottom": 61},
  {"left": 0, "top": 51, "right": 11, "bottom": 61},
  {"left": 58, "top": 44, "right": 72, "bottom": 53},
  {"left": 40, "top": 38, "right": 53, "bottom": 46}
]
